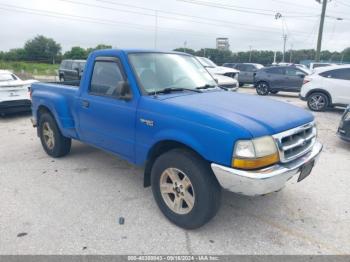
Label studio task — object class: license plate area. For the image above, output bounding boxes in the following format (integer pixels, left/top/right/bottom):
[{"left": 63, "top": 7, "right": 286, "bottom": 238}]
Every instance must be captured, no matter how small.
[{"left": 298, "top": 160, "right": 315, "bottom": 182}]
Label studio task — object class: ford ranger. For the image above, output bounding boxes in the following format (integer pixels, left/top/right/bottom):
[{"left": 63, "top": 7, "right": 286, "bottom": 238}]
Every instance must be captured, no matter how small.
[{"left": 30, "top": 49, "right": 323, "bottom": 229}]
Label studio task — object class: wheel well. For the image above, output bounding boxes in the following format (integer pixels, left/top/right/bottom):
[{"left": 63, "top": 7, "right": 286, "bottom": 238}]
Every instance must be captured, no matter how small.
[
  {"left": 143, "top": 140, "right": 202, "bottom": 187},
  {"left": 306, "top": 89, "right": 332, "bottom": 105},
  {"left": 37, "top": 105, "right": 53, "bottom": 122}
]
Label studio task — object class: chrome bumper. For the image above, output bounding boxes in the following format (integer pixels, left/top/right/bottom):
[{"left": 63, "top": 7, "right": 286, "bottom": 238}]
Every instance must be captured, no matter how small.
[{"left": 211, "top": 142, "right": 323, "bottom": 196}]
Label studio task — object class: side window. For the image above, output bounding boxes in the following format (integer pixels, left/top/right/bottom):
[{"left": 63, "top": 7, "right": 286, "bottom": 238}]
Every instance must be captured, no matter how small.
[
  {"left": 266, "top": 67, "right": 284, "bottom": 75},
  {"left": 72, "top": 62, "right": 79, "bottom": 70},
  {"left": 320, "top": 69, "right": 350, "bottom": 80},
  {"left": 66, "top": 61, "right": 73, "bottom": 70},
  {"left": 90, "top": 60, "right": 125, "bottom": 97},
  {"left": 246, "top": 65, "right": 256, "bottom": 72},
  {"left": 285, "top": 68, "right": 299, "bottom": 76}
]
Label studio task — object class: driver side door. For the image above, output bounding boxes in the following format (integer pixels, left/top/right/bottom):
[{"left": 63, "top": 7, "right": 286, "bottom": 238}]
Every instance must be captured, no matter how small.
[{"left": 78, "top": 57, "right": 137, "bottom": 159}]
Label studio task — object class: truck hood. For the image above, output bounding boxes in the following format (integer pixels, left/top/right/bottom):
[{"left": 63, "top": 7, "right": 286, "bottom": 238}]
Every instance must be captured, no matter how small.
[{"left": 162, "top": 91, "right": 314, "bottom": 137}]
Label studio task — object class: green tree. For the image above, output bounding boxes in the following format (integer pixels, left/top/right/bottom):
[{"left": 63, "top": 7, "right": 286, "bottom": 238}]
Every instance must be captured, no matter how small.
[
  {"left": 24, "top": 35, "right": 61, "bottom": 64},
  {"left": 86, "top": 44, "right": 113, "bottom": 55},
  {"left": 64, "top": 46, "right": 87, "bottom": 59},
  {"left": 342, "top": 47, "right": 350, "bottom": 62}
]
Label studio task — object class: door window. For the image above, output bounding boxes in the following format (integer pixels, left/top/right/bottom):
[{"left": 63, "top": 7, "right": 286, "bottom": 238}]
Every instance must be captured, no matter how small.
[
  {"left": 285, "top": 68, "right": 300, "bottom": 76},
  {"left": 320, "top": 69, "right": 350, "bottom": 80},
  {"left": 90, "top": 60, "right": 126, "bottom": 97},
  {"left": 266, "top": 67, "right": 284, "bottom": 75}
]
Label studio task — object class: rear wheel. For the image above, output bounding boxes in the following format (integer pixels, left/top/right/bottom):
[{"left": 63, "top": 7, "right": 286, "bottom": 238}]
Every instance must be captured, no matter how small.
[
  {"left": 256, "top": 81, "right": 269, "bottom": 95},
  {"left": 39, "top": 113, "right": 71, "bottom": 157},
  {"left": 307, "top": 92, "right": 329, "bottom": 111},
  {"left": 151, "top": 149, "right": 221, "bottom": 229}
]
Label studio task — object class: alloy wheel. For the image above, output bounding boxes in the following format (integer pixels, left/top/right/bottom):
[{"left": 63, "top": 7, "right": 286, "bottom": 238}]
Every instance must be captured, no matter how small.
[
  {"left": 42, "top": 122, "right": 55, "bottom": 150},
  {"left": 159, "top": 168, "right": 195, "bottom": 215}
]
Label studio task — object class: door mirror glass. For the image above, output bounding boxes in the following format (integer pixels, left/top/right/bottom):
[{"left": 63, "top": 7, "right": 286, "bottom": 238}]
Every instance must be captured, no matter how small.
[{"left": 116, "top": 81, "right": 132, "bottom": 101}]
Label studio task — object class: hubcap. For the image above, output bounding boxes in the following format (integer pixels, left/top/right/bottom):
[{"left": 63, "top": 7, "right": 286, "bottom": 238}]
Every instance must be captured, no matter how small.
[
  {"left": 309, "top": 95, "right": 325, "bottom": 110},
  {"left": 159, "top": 168, "right": 195, "bottom": 215},
  {"left": 43, "top": 122, "right": 55, "bottom": 150},
  {"left": 257, "top": 83, "right": 268, "bottom": 94}
]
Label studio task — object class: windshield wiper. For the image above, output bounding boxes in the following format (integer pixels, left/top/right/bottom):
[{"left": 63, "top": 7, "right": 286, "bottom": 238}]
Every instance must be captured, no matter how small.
[
  {"left": 196, "top": 84, "right": 217, "bottom": 90},
  {"left": 150, "top": 87, "right": 202, "bottom": 95}
]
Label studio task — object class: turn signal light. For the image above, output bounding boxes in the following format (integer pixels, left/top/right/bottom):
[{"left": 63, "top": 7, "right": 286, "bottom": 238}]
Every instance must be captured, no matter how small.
[{"left": 232, "top": 153, "right": 279, "bottom": 170}]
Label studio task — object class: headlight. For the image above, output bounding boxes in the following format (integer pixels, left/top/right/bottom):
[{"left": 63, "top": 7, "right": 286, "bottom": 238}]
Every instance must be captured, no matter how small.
[{"left": 233, "top": 136, "right": 279, "bottom": 170}]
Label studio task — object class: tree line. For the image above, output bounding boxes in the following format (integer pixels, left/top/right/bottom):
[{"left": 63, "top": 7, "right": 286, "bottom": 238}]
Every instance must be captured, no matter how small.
[
  {"left": 174, "top": 47, "right": 350, "bottom": 66},
  {"left": 0, "top": 35, "right": 349, "bottom": 65},
  {"left": 0, "top": 35, "right": 111, "bottom": 64}
]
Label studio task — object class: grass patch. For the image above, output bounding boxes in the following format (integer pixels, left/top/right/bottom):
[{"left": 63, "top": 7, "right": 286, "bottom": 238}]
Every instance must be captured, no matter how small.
[{"left": 0, "top": 61, "right": 59, "bottom": 76}]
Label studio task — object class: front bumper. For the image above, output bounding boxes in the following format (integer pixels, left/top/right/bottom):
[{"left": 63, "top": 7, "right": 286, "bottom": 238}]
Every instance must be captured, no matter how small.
[{"left": 211, "top": 142, "right": 323, "bottom": 196}]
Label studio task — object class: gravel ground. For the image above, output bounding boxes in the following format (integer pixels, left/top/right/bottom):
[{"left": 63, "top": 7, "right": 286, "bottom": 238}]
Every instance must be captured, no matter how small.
[{"left": 0, "top": 88, "right": 349, "bottom": 255}]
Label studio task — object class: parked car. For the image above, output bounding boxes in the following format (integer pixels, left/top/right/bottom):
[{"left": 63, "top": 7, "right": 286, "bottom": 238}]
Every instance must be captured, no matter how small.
[
  {"left": 254, "top": 66, "right": 309, "bottom": 96},
  {"left": 309, "top": 62, "right": 336, "bottom": 71},
  {"left": 0, "top": 70, "right": 37, "bottom": 115},
  {"left": 224, "top": 63, "right": 264, "bottom": 86},
  {"left": 31, "top": 49, "right": 322, "bottom": 229},
  {"left": 337, "top": 105, "right": 350, "bottom": 142},
  {"left": 300, "top": 65, "right": 350, "bottom": 111},
  {"left": 213, "top": 74, "right": 239, "bottom": 91},
  {"left": 196, "top": 57, "right": 239, "bottom": 78},
  {"left": 59, "top": 59, "right": 86, "bottom": 81}
]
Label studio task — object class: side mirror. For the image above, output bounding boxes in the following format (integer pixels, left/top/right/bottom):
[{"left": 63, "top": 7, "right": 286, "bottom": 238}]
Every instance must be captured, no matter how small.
[{"left": 116, "top": 81, "right": 132, "bottom": 101}]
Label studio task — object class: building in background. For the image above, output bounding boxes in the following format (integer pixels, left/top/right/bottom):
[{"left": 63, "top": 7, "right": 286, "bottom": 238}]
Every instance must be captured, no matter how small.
[{"left": 216, "top": 38, "right": 230, "bottom": 51}]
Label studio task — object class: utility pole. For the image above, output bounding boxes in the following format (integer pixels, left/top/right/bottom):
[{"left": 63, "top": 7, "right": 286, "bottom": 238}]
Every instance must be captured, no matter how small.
[
  {"left": 282, "top": 34, "right": 287, "bottom": 62},
  {"left": 289, "top": 44, "right": 293, "bottom": 63},
  {"left": 154, "top": 10, "right": 158, "bottom": 49},
  {"left": 315, "top": 0, "right": 328, "bottom": 62},
  {"left": 249, "top": 45, "right": 252, "bottom": 62}
]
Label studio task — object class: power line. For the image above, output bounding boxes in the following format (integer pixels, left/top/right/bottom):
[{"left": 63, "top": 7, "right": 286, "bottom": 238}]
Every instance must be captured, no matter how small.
[
  {"left": 93, "top": 0, "right": 311, "bottom": 34},
  {"left": 177, "top": 0, "right": 319, "bottom": 18}
]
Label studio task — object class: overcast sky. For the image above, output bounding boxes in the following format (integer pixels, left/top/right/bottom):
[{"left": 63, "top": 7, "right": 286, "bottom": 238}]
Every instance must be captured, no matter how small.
[{"left": 1, "top": 0, "right": 349, "bottom": 53}]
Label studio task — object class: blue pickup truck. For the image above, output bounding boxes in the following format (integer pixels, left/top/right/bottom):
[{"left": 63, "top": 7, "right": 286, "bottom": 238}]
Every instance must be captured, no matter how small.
[{"left": 31, "top": 49, "right": 323, "bottom": 229}]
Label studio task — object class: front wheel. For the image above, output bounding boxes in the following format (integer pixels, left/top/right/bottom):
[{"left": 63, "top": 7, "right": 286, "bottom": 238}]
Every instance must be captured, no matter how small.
[
  {"left": 151, "top": 149, "right": 221, "bottom": 229},
  {"left": 307, "top": 92, "right": 329, "bottom": 111},
  {"left": 39, "top": 113, "right": 71, "bottom": 157},
  {"left": 256, "top": 81, "right": 270, "bottom": 95}
]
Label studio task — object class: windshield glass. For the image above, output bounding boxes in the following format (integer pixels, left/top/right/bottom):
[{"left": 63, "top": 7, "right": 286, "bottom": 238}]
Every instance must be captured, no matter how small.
[
  {"left": 129, "top": 53, "right": 216, "bottom": 94},
  {"left": 0, "top": 73, "right": 17, "bottom": 81}
]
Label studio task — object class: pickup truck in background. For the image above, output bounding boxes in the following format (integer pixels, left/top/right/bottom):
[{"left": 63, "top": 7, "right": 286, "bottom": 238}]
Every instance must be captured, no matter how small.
[{"left": 31, "top": 49, "right": 323, "bottom": 229}]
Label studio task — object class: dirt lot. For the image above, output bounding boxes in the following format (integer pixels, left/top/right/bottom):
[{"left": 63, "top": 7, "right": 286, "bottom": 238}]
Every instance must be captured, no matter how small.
[{"left": 0, "top": 88, "right": 349, "bottom": 255}]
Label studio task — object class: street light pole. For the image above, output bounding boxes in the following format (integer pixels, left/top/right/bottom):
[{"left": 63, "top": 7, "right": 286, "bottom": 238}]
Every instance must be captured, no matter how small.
[
  {"left": 315, "top": 0, "right": 328, "bottom": 62},
  {"left": 249, "top": 45, "right": 252, "bottom": 62},
  {"left": 282, "top": 34, "right": 287, "bottom": 62},
  {"left": 154, "top": 10, "right": 158, "bottom": 49}
]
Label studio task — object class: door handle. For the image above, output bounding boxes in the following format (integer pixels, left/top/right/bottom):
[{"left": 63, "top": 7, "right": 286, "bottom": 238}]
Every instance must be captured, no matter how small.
[{"left": 82, "top": 100, "right": 90, "bottom": 108}]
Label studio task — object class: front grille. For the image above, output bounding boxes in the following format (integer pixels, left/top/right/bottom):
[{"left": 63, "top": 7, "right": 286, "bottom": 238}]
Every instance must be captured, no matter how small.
[{"left": 273, "top": 122, "right": 316, "bottom": 163}]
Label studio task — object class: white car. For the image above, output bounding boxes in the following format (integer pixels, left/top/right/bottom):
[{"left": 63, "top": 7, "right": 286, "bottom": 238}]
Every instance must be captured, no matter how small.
[
  {"left": 300, "top": 65, "right": 350, "bottom": 111},
  {"left": 309, "top": 62, "right": 336, "bottom": 71},
  {"left": 213, "top": 74, "right": 239, "bottom": 91},
  {"left": 0, "top": 70, "right": 38, "bottom": 115},
  {"left": 196, "top": 57, "right": 239, "bottom": 90}
]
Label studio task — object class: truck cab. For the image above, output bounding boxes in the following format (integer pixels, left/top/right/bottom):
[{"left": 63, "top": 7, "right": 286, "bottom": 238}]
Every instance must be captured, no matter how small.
[{"left": 31, "top": 49, "right": 322, "bottom": 229}]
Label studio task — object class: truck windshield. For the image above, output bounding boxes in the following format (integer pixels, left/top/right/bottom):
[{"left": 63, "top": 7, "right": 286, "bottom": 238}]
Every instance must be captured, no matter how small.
[{"left": 128, "top": 53, "right": 216, "bottom": 94}]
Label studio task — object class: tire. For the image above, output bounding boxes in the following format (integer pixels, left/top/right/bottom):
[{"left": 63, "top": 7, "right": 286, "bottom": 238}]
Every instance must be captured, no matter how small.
[
  {"left": 151, "top": 149, "right": 221, "bottom": 229},
  {"left": 256, "top": 81, "right": 270, "bottom": 96},
  {"left": 270, "top": 90, "right": 279, "bottom": 94},
  {"left": 38, "top": 113, "right": 71, "bottom": 157},
  {"left": 307, "top": 92, "right": 329, "bottom": 111},
  {"left": 239, "top": 82, "right": 244, "bottom": 87}
]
